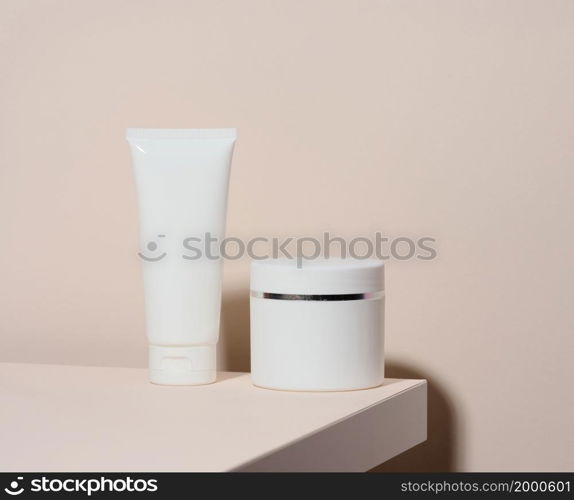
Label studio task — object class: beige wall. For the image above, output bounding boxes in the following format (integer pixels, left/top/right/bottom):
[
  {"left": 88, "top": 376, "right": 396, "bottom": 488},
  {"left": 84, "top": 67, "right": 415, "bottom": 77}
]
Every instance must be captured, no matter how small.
[{"left": 1, "top": 0, "right": 573, "bottom": 471}]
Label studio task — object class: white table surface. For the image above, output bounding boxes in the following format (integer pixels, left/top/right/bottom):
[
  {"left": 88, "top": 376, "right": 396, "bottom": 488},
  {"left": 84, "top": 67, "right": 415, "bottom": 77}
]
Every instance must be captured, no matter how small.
[{"left": 0, "top": 362, "right": 426, "bottom": 472}]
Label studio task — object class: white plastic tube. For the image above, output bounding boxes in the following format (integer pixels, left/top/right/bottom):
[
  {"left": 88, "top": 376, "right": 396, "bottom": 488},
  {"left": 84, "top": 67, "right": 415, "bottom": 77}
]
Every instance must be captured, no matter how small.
[{"left": 127, "top": 128, "right": 236, "bottom": 385}]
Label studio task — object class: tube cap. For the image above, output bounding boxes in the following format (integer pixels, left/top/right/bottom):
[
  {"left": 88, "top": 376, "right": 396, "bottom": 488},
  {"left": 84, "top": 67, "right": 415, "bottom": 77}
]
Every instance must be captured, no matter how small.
[{"left": 149, "top": 345, "right": 216, "bottom": 386}]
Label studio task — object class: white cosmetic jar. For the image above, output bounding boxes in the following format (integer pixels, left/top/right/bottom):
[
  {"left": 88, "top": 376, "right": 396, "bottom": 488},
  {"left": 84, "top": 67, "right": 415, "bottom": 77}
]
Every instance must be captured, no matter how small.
[{"left": 250, "top": 258, "right": 384, "bottom": 391}]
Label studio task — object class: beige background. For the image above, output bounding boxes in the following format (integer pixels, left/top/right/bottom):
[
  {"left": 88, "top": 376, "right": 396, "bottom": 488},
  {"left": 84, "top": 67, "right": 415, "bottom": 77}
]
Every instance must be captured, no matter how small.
[{"left": 1, "top": 0, "right": 573, "bottom": 471}]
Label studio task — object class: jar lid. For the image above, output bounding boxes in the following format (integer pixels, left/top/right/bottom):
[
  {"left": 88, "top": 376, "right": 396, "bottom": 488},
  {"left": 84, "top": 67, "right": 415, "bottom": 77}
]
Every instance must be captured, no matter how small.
[{"left": 250, "top": 258, "right": 384, "bottom": 296}]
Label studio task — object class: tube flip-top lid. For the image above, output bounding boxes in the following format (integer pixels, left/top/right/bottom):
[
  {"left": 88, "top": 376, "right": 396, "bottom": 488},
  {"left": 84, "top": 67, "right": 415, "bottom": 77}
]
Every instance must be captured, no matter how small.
[{"left": 148, "top": 345, "right": 216, "bottom": 386}]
